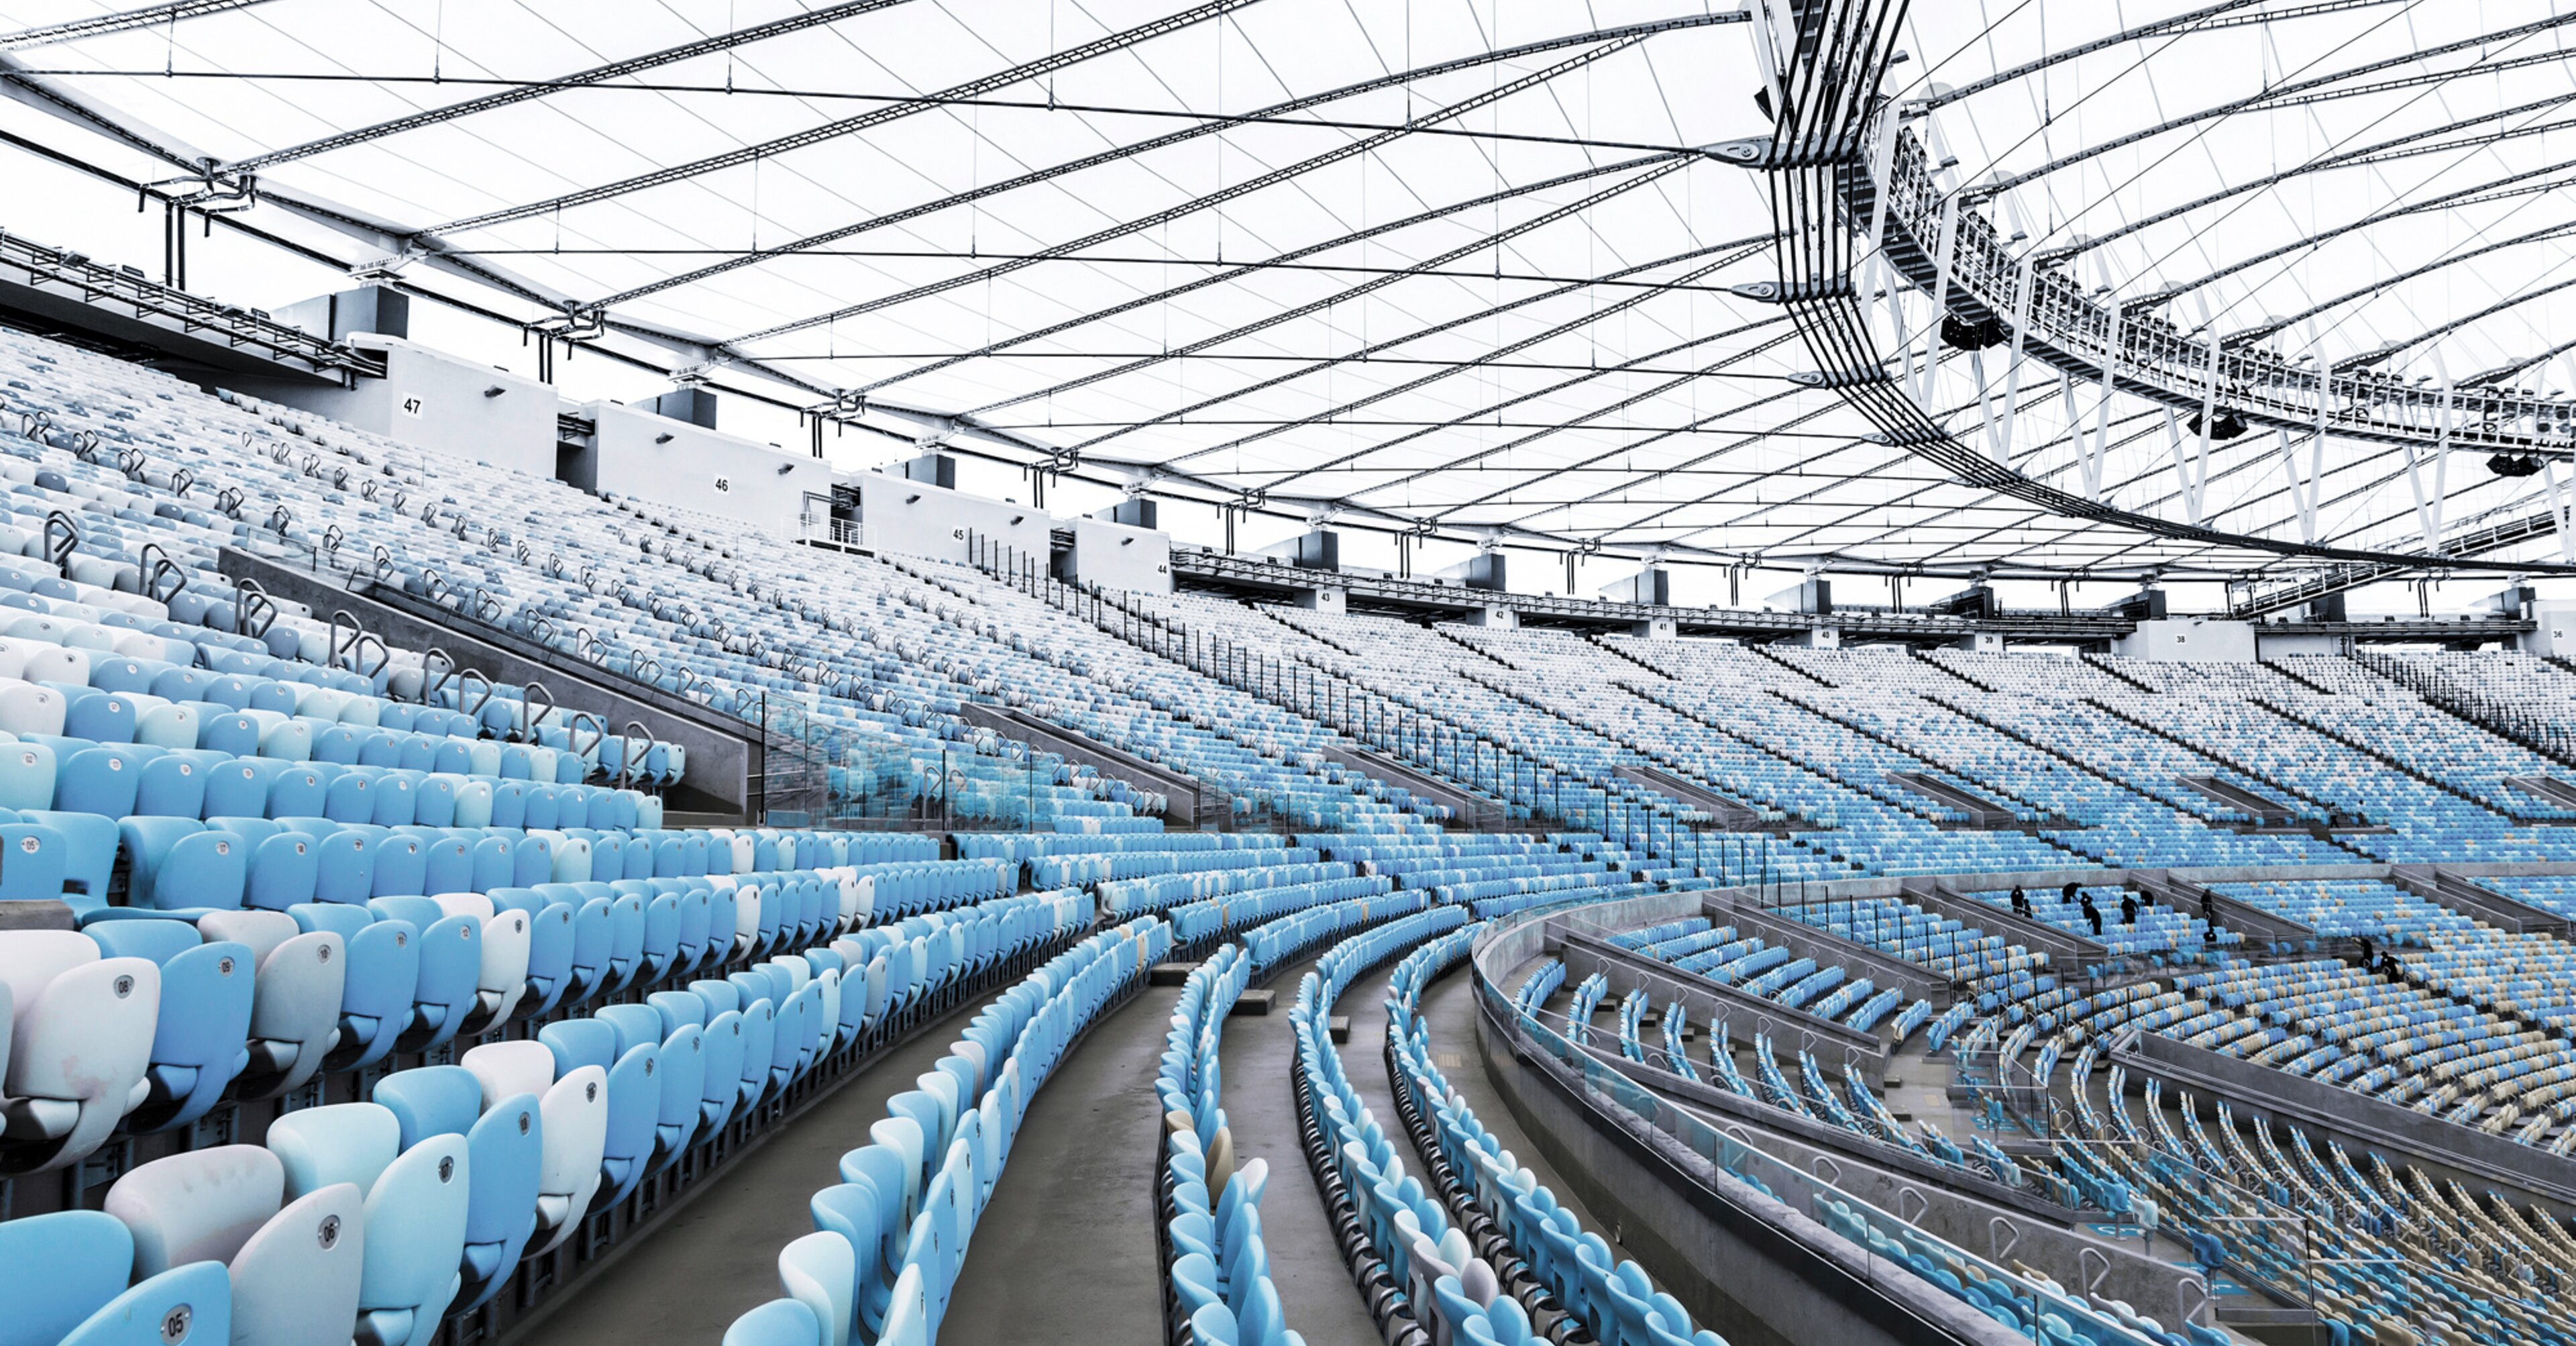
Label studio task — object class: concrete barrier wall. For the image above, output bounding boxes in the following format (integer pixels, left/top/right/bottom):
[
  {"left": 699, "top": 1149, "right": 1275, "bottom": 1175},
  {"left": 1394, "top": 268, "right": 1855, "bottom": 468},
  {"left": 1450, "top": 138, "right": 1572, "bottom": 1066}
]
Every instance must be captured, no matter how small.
[
  {"left": 2123, "top": 1032, "right": 2576, "bottom": 1221},
  {"left": 1704, "top": 897, "right": 1954, "bottom": 1003},
  {"left": 222, "top": 548, "right": 761, "bottom": 821},
  {"left": 1469, "top": 982, "right": 2025, "bottom": 1346},
  {"left": 1556, "top": 930, "right": 1889, "bottom": 1080}
]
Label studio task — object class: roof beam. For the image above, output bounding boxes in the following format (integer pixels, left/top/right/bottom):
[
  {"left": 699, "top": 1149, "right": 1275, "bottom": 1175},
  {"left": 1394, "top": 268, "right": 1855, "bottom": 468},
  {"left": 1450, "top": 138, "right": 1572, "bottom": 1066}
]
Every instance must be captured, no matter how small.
[
  {"left": 1972, "top": 13, "right": 2576, "bottom": 201},
  {"left": 1166, "top": 240, "right": 1778, "bottom": 483},
  {"left": 576, "top": 11, "right": 1747, "bottom": 313},
  {"left": 969, "top": 146, "right": 1686, "bottom": 433},
  {"left": 1917, "top": 0, "right": 2402, "bottom": 109},
  {"left": 729, "top": 35, "right": 1653, "bottom": 348},
  {"left": 837, "top": 152, "right": 1692, "bottom": 405},
  {"left": 0, "top": 0, "right": 268, "bottom": 50},
  {"left": 2332, "top": 273, "right": 2576, "bottom": 374},
  {"left": 431, "top": 0, "right": 1263, "bottom": 236},
  {"left": 223, "top": 0, "right": 917, "bottom": 173},
  {"left": 2224, "top": 219, "right": 2576, "bottom": 350},
  {"left": 2122, "top": 162, "right": 2576, "bottom": 310},
  {"left": 2047, "top": 93, "right": 2576, "bottom": 264}
]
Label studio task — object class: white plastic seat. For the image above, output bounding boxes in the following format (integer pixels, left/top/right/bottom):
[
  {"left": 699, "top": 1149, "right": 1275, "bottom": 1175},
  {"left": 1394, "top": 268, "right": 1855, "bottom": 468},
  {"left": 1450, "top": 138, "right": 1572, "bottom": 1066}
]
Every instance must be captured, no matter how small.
[
  {"left": 103, "top": 1144, "right": 366, "bottom": 1346},
  {"left": 198, "top": 909, "right": 345, "bottom": 1098},
  {"left": 460, "top": 1039, "right": 607, "bottom": 1254},
  {"left": 0, "top": 929, "right": 158, "bottom": 1174},
  {"left": 0, "top": 678, "right": 66, "bottom": 737}
]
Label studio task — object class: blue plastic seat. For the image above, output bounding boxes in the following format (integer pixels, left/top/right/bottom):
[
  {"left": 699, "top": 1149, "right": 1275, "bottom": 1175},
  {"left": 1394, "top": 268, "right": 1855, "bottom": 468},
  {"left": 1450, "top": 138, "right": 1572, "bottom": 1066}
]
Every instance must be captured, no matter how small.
[
  {"left": 372, "top": 833, "right": 429, "bottom": 898},
  {"left": 132, "top": 752, "right": 210, "bottom": 818},
  {"left": 21, "top": 809, "right": 117, "bottom": 908},
  {"left": 0, "top": 1208, "right": 150, "bottom": 1346},
  {"left": 117, "top": 820, "right": 248, "bottom": 914},
  {"left": 80, "top": 919, "right": 254, "bottom": 1133},
  {"left": 0, "top": 821, "right": 74, "bottom": 906},
  {"left": 599, "top": 1001, "right": 705, "bottom": 1169},
  {"left": 374, "top": 1065, "right": 541, "bottom": 1314},
  {"left": 62, "top": 692, "right": 138, "bottom": 746},
  {"left": 310, "top": 827, "right": 378, "bottom": 904},
  {"left": 266, "top": 1102, "right": 470, "bottom": 1346},
  {"left": 55, "top": 745, "right": 142, "bottom": 815},
  {"left": 661, "top": 988, "right": 746, "bottom": 1139},
  {"left": 368, "top": 895, "right": 482, "bottom": 1053}
]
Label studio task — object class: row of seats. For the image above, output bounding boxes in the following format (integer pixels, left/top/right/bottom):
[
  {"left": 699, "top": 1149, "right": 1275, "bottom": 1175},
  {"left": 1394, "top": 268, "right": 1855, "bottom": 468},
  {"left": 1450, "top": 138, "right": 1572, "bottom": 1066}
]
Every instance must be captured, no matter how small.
[
  {"left": 5, "top": 877, "right": 1097, "bottom": 1343},
  {"left": 1393, "top": 927, "right": 1729, "bottom": 1345},
  {"left": 1158, "top": 943, "right": 1303, "bottom": 1346},
  {"left": 720, "top": 917, "right": 1172, "bottom": 1346}
]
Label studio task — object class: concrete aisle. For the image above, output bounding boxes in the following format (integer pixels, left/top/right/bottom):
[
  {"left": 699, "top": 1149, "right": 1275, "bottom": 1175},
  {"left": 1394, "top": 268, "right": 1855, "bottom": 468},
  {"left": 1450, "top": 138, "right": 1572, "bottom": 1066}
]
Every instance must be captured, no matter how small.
[
  {"left": 940, "top": 979, "right": 1180, "bottom": 1344},
  {"left": 541, "top": 1000, "right": 986, "bottom": 1345},
  {"left": 1218, "top": 954, "right": 1382, "bottom": 1346}
]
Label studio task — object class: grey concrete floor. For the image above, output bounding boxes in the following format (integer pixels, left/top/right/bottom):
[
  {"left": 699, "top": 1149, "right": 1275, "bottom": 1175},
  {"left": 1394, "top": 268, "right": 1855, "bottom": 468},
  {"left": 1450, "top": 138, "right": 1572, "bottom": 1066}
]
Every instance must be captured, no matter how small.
[
  {"left": 941, "top": 978, "right": 1179, "bottom": 1344},
  {"left": 539, "top": 1000, "right": 988, "bottom": 1345},
  {"left": 1220, "top": 953, "right": 1382, "bottom": 1346},
  {"left": 536, "top": 977, "right": 1182, "bottom": 1345}
]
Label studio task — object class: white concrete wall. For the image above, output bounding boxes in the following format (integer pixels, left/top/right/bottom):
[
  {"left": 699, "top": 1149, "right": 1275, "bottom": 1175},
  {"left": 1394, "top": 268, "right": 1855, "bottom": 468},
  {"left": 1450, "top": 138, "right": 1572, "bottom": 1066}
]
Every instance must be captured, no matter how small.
[
  {"left": 2258, "top": 631, "right": 2353, "bottom": 658},
  {"left": 854, "top": 472, "right": 1053, "bottom": 566},
  {"left": 244, "top": 335, "right": 558, "bottom": 478},
  {"left": 580, "top": 400, "right": 824, "bottom": 538},
  {"left": 1297, "top": 586, "right": 1347, "bottom": 613},
  {"left": 2524, "top": 603, "right": 2576, "bottom": 656},
  {"left": 1061, "top": 517, "right": 1172, "bottom": 594},
  {"left": 2114, "top": 617, "right": 2257, "bottom": 662}
]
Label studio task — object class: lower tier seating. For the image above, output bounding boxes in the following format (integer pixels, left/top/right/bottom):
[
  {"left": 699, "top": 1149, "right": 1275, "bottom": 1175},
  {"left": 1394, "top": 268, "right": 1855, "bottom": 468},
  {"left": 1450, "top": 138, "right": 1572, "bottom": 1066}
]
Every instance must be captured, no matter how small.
[{"left": 720, "top": 917, "right": 1171, "bottom": 1346}]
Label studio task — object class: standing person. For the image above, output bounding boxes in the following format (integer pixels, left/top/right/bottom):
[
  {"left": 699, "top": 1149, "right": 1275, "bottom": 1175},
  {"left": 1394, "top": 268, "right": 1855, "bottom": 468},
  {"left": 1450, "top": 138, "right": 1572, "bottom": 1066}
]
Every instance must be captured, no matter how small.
[
  {"left": 2121, "top": 893, "right": 2139, "bottom": 926},
  {"left": 2010, "top": 885, "right": 2030, "bottom": 919},
  {"left": 2061, "top": 880, "right": 2081, "bottom": 907},
  {"left": 2358, "top": 934, "right": 2375, "bottom": 969},
  {"left": 2082, "top": 893, "right": 2104, "bottom": 937}
]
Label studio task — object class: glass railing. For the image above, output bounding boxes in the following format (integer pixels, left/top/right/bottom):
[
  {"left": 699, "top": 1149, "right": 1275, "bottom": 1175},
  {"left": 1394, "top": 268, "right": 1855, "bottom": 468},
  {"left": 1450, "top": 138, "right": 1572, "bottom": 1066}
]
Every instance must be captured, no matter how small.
[{"left": 1479, "top": 972, "right": 2191, "bottom": 1346}]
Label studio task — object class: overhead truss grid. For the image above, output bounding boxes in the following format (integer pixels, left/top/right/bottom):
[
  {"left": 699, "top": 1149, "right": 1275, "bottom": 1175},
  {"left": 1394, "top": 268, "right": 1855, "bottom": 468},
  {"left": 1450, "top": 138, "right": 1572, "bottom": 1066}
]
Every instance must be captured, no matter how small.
[{"left": 0, "top": 0, "right": 2569, "bottom": 585}]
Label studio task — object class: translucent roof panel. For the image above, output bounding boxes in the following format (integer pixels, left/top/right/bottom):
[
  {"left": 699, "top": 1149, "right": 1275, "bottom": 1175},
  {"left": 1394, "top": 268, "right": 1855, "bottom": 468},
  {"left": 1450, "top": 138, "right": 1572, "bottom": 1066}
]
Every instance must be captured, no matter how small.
[{"left": 3, "top": 0, "right": 2568, "bottom": 581}]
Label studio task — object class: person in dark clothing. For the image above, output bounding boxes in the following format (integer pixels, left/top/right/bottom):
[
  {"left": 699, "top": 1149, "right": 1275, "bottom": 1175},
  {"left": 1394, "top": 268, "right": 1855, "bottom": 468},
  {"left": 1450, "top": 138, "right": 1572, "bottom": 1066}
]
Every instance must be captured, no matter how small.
[
  {"left": 2010, "top": 886, "right": 2030, "bottom": 919},
  {"left": 2121, "top": 894, "right": 2138, "bottom": 926},
  {"left": 2358, "top": 935, "right": 2375, "bottom": 968},
  {"left": 2062, "top": 880, "right": 2081, "bottom": 906},
  {"left": 2081, "top": 893, "right": 2103, "bottom": 937}
]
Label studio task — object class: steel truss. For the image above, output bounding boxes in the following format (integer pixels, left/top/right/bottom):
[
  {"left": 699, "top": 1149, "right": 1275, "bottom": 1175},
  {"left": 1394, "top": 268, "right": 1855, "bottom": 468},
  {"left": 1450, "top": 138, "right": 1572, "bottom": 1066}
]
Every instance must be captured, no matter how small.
[{"left": 1753, "top": 0, "right": 2576, "bottom": 577}]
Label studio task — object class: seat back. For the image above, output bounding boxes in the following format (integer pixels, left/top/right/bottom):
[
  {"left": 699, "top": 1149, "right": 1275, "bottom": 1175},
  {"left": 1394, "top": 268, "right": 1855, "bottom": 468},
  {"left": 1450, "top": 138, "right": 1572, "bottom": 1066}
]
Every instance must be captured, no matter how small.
[
  {"left": 103, "top": 1145, "right": 282, "bottom": 1278},
  {"left": 226, "top": 1183, "right": 367, "bottom": 1346},
  {"left": 0, "top": 1208, "right": 135, "bottom": 1346},
  {"left": 267, "top": 1101, "right": 402, "bottom": 1199}
]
